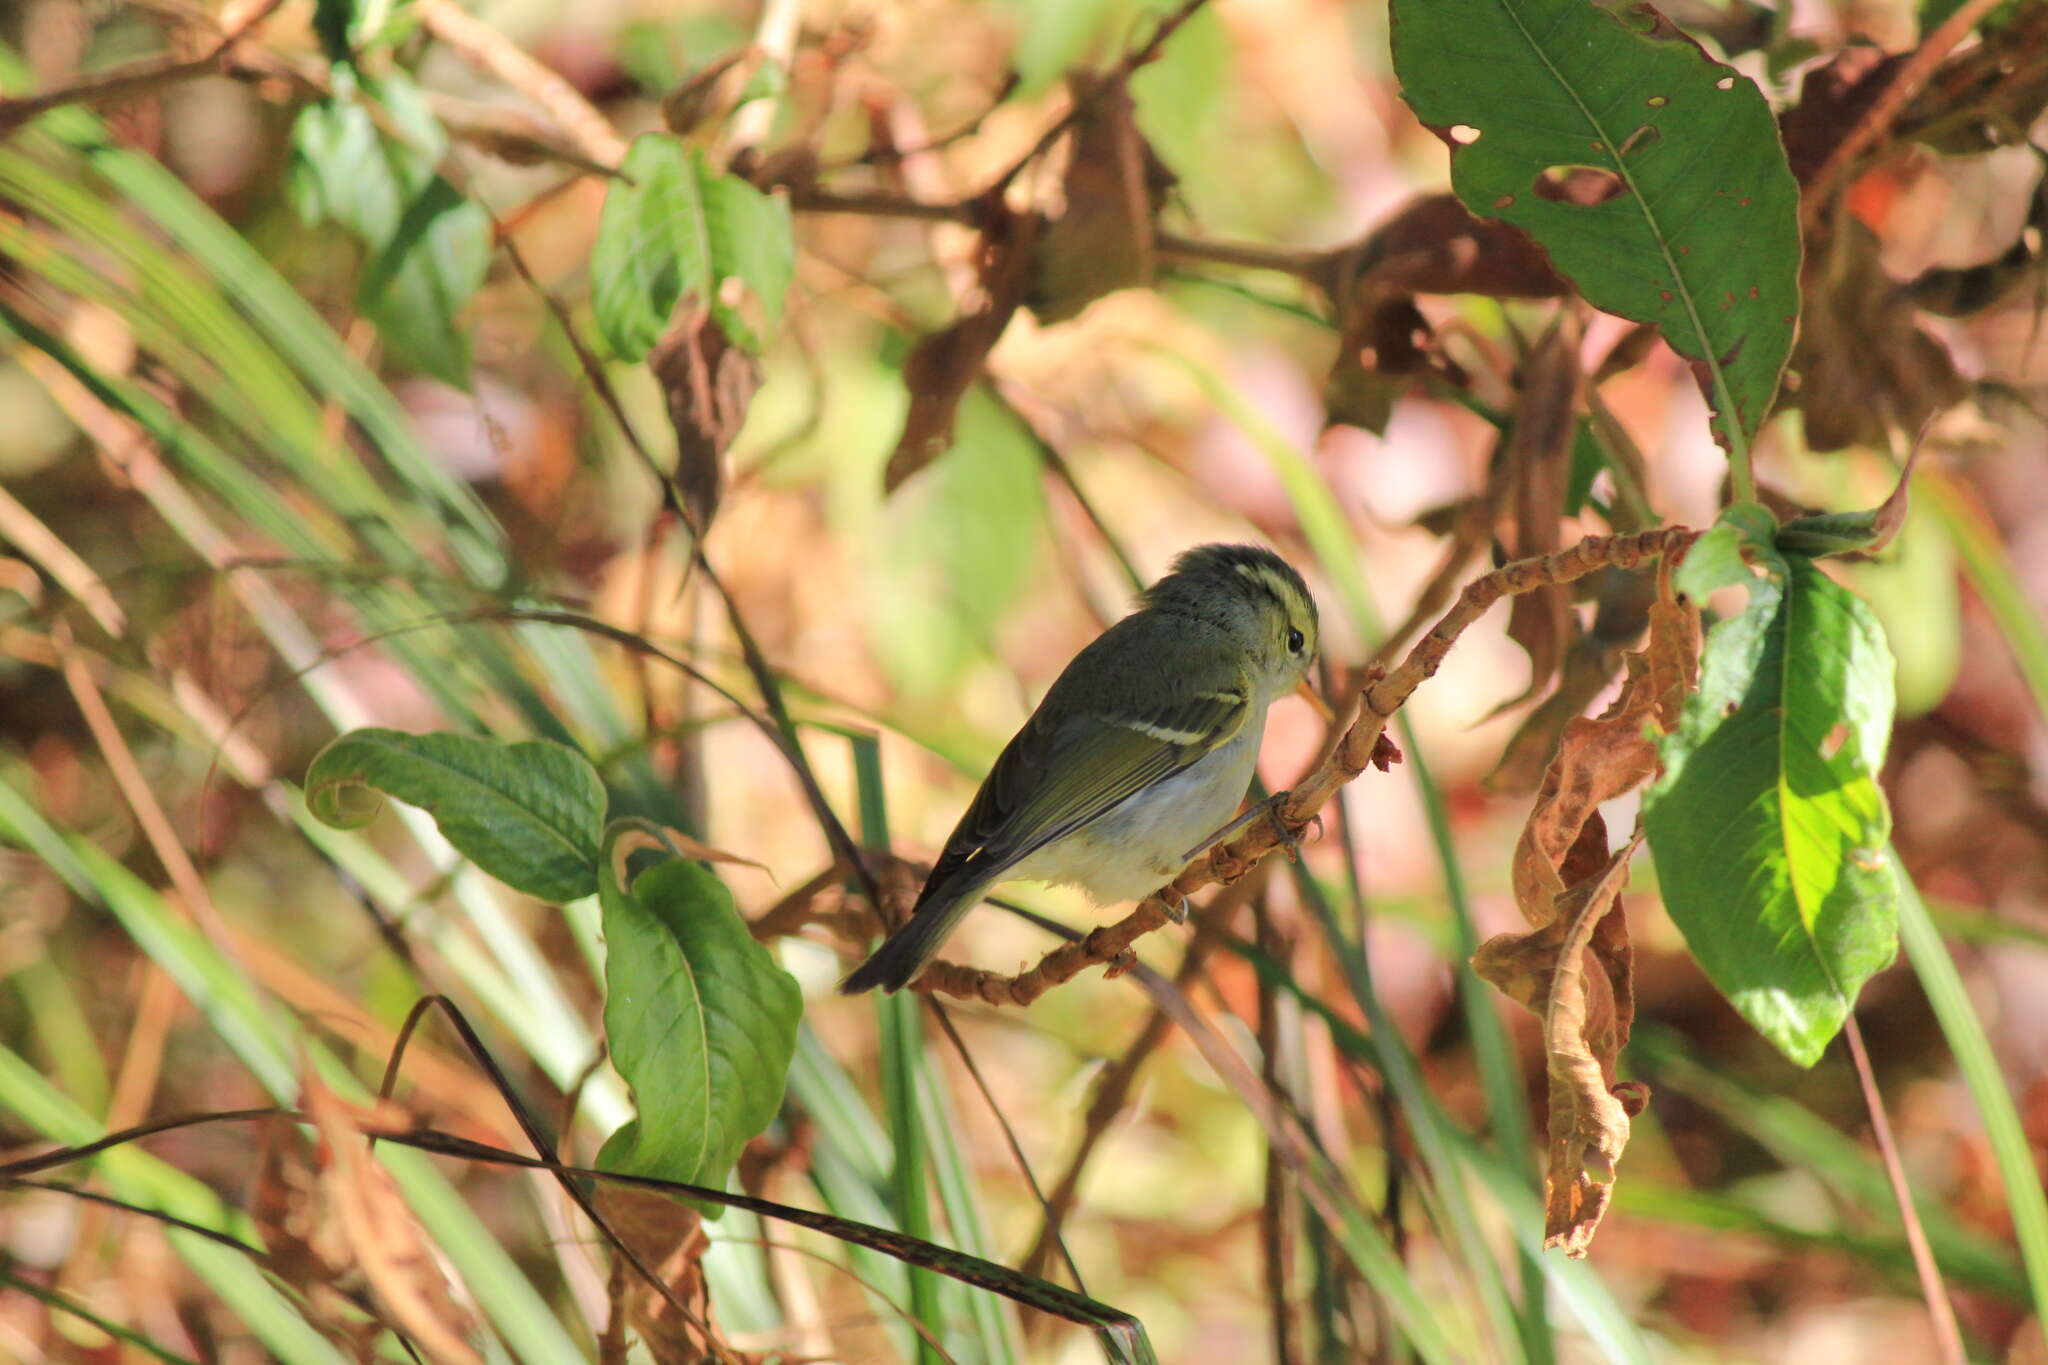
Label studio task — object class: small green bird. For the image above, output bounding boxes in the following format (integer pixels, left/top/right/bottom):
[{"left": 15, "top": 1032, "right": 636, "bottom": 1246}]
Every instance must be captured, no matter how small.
[{"left": 841, "top": 543, "right": 1321, "bottom": 994}]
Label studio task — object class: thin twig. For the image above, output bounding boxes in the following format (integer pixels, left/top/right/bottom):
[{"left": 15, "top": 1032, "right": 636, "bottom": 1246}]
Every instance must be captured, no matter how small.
[
  {"left": 1155, "top": 231, "right": 1326, "bottom": 278},
  {"left": 908, "top": 526, "right": 1700, "bottom": 1003},
  {"left": 1014, "top": 869, "right": 1262, "bottom": 1282},
  {"left": 1800, "top": 0, "right": 2007, "bottom": 225},
  {"left": 922, "top": 1000, "right": 1087, "bottom": 1295},
  {"left": 986, "top": 0, "right": 1214, "bottom": 194},
  {"left": 414, "top": 0, "right": 628, "bottom": 167},
  {"left": 1843, "top": 1017, "right": 1966, "bottom": 1365},
  {"left": 0, "top": 0, "right": 288, "bottom": 135}
]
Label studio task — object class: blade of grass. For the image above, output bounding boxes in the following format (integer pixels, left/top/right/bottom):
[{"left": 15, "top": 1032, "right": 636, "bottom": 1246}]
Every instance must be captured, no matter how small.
[
  {"left": 1919, "top": 469, "right": 2048, "bottom": 723},
  {"left": 0, "top": 1045, "right": 350, "bottom": 1365},
  {"left": 853, "top": 733, "right": 954, "bottom": 1364},
  {"left": 38, "top": 831, "right": 588, "bottom": 1364},
  {"left": 1631, "top": 1022, "right": 2027, "bottom": 1303},
  {"left": 1896, "top": 855, "right": 2048, "bottom": 1324}
]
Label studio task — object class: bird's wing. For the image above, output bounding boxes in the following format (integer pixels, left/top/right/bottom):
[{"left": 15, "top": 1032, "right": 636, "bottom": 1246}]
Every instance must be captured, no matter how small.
[{"left": 919, "top": 652, "right": 1252, "bottom": 900}]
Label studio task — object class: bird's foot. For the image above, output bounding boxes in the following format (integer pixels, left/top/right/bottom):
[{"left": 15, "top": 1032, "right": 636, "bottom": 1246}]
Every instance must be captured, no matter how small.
[
  {"left": 1156, "top": 885, "right": 1189, "bottom": 924},
  {"left": 1260, "top": 790, "right": 1321, "bottom": 863}
]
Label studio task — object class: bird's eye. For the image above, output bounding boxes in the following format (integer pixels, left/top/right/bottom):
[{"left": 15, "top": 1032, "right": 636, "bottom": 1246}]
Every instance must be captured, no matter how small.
[{"left": 1286, "top": 628, "right": 1305, "bottom": 653}]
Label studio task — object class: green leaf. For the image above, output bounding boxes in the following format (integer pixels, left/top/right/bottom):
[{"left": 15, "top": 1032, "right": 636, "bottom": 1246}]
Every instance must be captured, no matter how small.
[
  {"left": 596, "top": 853, "right": 802, "bottom": 1213},
  {"left": 304, "top": 728, "right": 606, "bottom": 902},
  {"left": 591, "top": 135, "right": 710, "bottom": 360},
  {"left": 592, "top": 134, "right": 793, "bottom": 361},
  {"left": 1774, "top": 450, "right": 1919, "bottom": 558},
  {"left": 1672, "top": 500, "right": 1776, "bottom": 600},
  {"left": 285, "top": 74, "right": 487, "bottom": 386},
  {"left": 1389, "top": 0, "right": 1801, "bottom": 455},
  {"left": 357, "top": 173, "right": 490, "bottom": 387},
  {"left": 1644, "top": 546, "right": 1900, "bottom": 1065},
  {"left": 700, "top": 166, "right": 794, "bottom": 352}
]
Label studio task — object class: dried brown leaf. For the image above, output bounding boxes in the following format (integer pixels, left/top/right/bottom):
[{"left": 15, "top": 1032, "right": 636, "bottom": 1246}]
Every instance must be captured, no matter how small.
[
  {"left": 1492, "top": 310, "right": 1584, "bottom": 715},
  {"left": 885, "top": 206, "right": 1038, "bottom": 491},
  {"left": 1029, "top": 70, "right": 1172, "bottom": 325},
  {"left": 1321, "top": 192, "right": 1563, "bottom": 434},
  {"left": 1490, "top": 567, "right": 1659, "bottom": 794},
  {"left": 273, "top": 1077, "right": 484, "bottom": 1365},
  {"left": 649, "top": 308, "right": 762, "bottom": 534},
  {"left": 1332, "top": 193, "right": 1568, "bottom": 301},
  {"left": 592, "top": 1183, "right": 719, "bottom": 1365},
  {"left": 1786, "top": 219, "right": 1967, "bottom": 453},
  {"left": 1778, "top": 47, "right": 1905, "bottom": 187},
  {"left": 1472, "top": 559, "right": 1699, "bottom": 1255},
  {"left": 608, "top": 826, "right": 770, "bottom": 891}
]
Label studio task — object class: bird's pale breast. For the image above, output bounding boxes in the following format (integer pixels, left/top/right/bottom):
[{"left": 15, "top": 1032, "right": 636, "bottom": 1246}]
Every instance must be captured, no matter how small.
[{"left": 1003, "top": 710, "right": 1267, "bottom": 904}]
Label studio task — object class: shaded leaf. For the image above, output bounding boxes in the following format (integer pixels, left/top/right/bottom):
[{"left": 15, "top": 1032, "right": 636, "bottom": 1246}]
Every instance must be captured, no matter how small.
[
  {"left": 358, "top": 174, "right": 490, "bottom": 388},
  {"left": 649, "top": 307, "right": 762, "bottom": 532},
  {"left": 305, "top": 728, "right": 605, "bottom": 902},
  {"left": 1786, "top": 220, "right": 1966, "bottom": 452},
  {"left": 1322, "top": 193, "right": 1559, "bottom": 431},
  {"left": 1390, "top": 0, "right": 1802, "bottom": 453},
  {"left": 1777, "top": 46, "right": 1904, "bottom": 186},
  {"left": 1030, "top": 70, "right": 1173, "bottom": 324},
  {"left": 285, "top": 73, "right": 488, "bottom": 387},
  {"left": 592, "top": 135, "right": 711, "bottom": 361},
  {"left": 1495, "top": 309, "right": 1585, "bottom": 713},
  {"left": 596, "top": 852, "right": 801, "bottom": 1215},
  {"left": 1775, "top": 440, "right": 1922, "bottom": 557},
  {"left": 1644, "top": 514, "right": 1901, "bottom": 1066},
  {"left": 885, "top": 205, "right": 1039, "bottom": 490}
]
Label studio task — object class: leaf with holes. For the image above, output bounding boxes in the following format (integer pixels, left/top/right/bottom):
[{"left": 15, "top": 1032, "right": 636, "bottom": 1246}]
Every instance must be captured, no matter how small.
[
  {"left": 596, "top": 851, "right": 801, "bottom": 1213},
  {"left": 1643, "top": 515, "right": 1899, "bottom": 1066},
  {"left": 305, "top": 728, "right": 605, "bottom": 902},
  {"left": 1389, "top": 0, "right": 1801, "bottom": 455}
]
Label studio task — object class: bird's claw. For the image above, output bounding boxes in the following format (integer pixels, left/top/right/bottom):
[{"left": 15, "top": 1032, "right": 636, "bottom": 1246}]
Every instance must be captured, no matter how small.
[
  {"left": 1157, "top": 887, "right": 1189, "bottom": 924},
  {"left": 1261, "top": 791, "right": 1319, "bottom": 862}
]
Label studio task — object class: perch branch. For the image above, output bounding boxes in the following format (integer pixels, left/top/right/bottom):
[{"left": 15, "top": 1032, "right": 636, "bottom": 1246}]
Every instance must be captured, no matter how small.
[{"left": 906, "top": 525, "right": 1700, "bottom": 1004}]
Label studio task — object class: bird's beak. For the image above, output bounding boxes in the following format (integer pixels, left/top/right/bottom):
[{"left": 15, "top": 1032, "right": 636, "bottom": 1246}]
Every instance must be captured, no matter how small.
[{"left": 1295, "top": 677, "right": 1334, "bottom": 723}]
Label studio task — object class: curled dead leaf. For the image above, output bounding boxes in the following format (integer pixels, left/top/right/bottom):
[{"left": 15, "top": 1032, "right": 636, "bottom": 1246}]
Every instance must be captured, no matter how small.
[
  {"left": 648, "top": 308, "right": 762, "bottom": 535},
  {"left": 1471, "top": 559, "right": 1699, "bottom": 1255},
  {"left": 1321, "top": 193, "right": 1562, "bottom": 434},
  {"left": 258, "top": 1076, "right": 483, "bottom": 1365},
  {"left": 885, "top": 204, "right": 1039, "bottom": 491},
  {"left": 1784, "top": 219, "right": 1966, "bottom": 452},
  {"left": 593, "top": 1183, "right": 719, "bottom": 1364},
  {"left": 608, "top": 825, "right": 770, "bottom": 890},
  {"left": 1492, "top": 309, "right": 1585, "bottom": 715}
]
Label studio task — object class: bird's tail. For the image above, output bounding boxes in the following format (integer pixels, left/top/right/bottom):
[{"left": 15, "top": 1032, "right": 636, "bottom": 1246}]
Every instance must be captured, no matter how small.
[{"left": 839, "top": 887, "right": 980, "bottom": 994}]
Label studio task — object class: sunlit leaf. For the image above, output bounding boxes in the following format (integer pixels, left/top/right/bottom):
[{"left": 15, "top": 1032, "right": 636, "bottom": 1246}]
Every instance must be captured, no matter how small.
[
  {"left": 592, "top": 134, "right": 792, "bottom": 361},
  {"left": 1644, "top": 515, "right": 1899, "bottom": 1065},
  {"left": 1390, "top": 0, "right": 1801, "bottom": 454}
]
